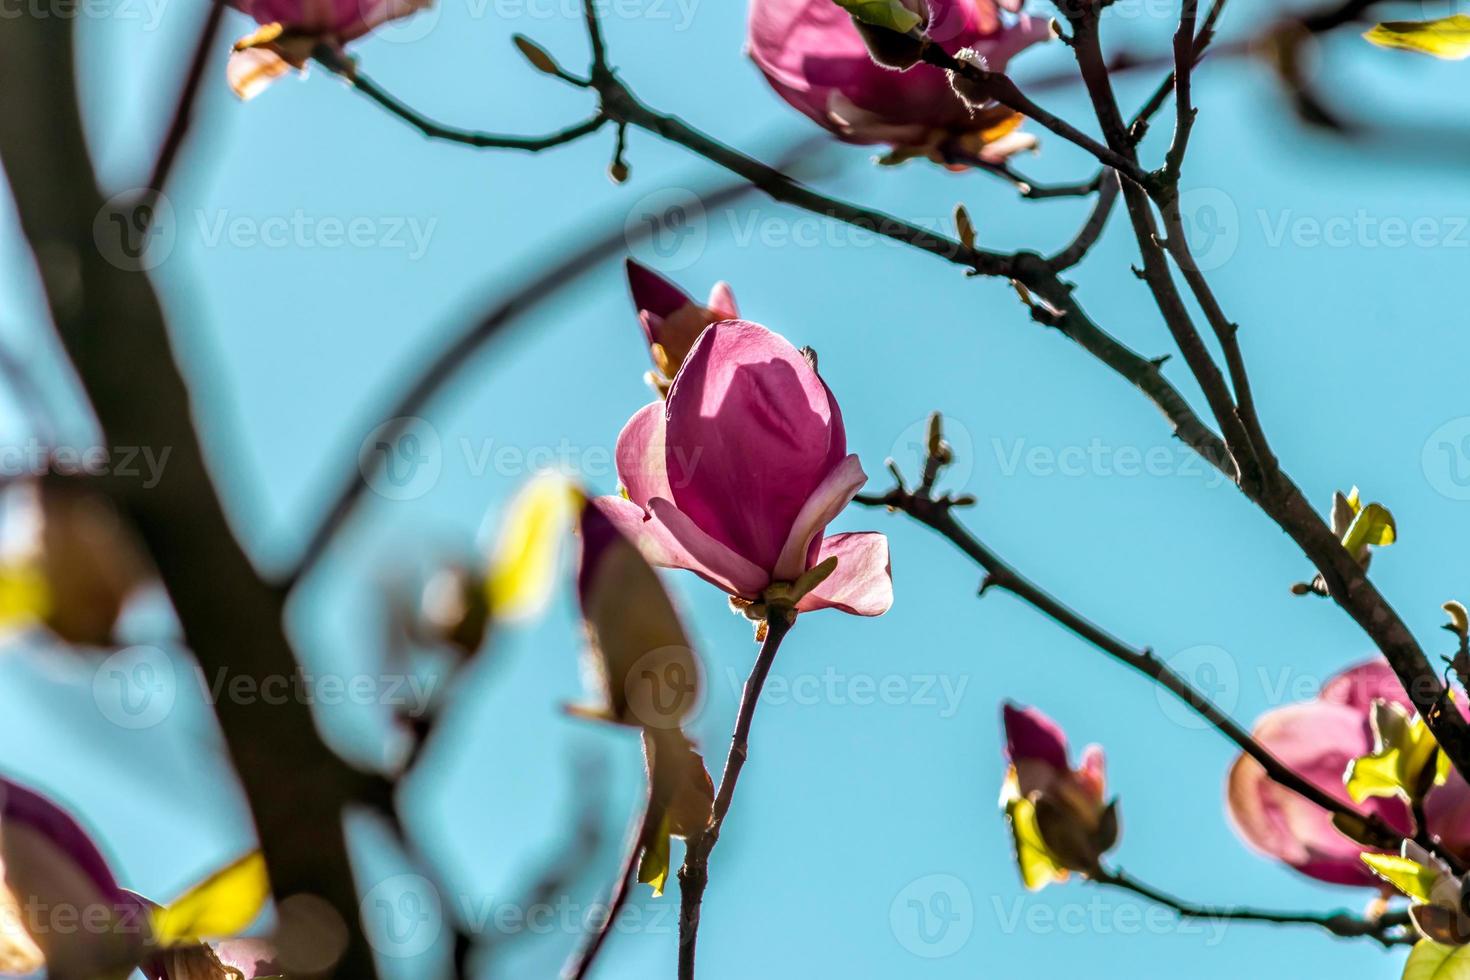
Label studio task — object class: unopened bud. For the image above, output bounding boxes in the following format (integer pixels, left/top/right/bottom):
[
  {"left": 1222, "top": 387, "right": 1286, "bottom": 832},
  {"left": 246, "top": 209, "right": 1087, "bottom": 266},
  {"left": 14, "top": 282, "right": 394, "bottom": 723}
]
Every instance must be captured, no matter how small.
[
  {"left": 853, "top": 19, "right": 929, "bottom": 70},
  {"left": 948, "top": 48, "right": 997, "bottom": 108}
]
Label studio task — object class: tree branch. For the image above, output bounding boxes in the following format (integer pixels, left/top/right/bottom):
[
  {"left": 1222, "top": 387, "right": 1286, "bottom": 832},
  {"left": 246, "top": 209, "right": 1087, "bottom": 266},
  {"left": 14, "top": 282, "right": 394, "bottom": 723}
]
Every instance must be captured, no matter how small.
[
  {"left": 677, "top": 611, "right": 794, "bottom": 980},
  {"left": 853, "top": 478, "right": 1403, "bottom": 850},
  {"left": 0, "top": 17, "right": 377, "bottom": 975},
  {"left": 1094, "top": 867, "right": 1414, "bottom": 946}
]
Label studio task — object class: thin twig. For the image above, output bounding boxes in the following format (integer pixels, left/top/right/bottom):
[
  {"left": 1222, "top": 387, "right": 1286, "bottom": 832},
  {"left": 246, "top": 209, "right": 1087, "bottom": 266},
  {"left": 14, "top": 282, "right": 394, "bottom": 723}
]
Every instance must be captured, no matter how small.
[
  {"left": 1094, "top": 868, "right": 1414, "bottom": 946},
  {"left": 677, "top": 612, "right": 794, "bottom": 980},
  {"left": 853, "top": 483, "right": 1404, "bottom": 849},
  {"left": 1049, "top": 169, "right": 1119, "bottom": 270},
  {"left": 918, "top": 45, "right": 1150, "bottom": 187},
  {"left": 561, "top": 784, "right": 653, "bottom": 980},
  {"left": 146, "top": 0, "right": 227, "bottom": 198},
  {"left": 314, "top": 46, "right": 609, "bottom": 151}
]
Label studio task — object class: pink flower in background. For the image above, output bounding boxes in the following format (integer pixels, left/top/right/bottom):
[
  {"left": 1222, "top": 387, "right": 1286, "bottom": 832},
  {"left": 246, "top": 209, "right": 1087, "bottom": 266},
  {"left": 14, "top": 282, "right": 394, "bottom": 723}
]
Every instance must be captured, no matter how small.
[
  {"left": 0, "top": 778, "right": 279, "bottom": 978},
  {"left": 601, "top": 320, "right": 892, "bottom": 617},
  {"left": 1225, "top": 659, "right": 1470, "bottom": 887},
  {"left": 227, "top": 0, "right": 435, "bottom": 99},
  {"left": 747, "top": 0, "right": 1051, "bottom": 166},
  {"left": 1000, "top": 704, "right": 1117, "bottom": 886},
  {"left": 626, "top": 260, "right": 739, "bottom": 392}
]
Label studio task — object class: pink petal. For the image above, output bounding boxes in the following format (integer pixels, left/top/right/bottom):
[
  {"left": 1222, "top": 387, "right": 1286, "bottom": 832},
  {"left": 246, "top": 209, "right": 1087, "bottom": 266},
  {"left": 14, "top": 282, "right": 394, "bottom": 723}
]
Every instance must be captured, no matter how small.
[
  {"left": 707, "top": 282, "right": 738, "bottom": 320},
  {"left": 615, "top": 402, "right": 672, "bottom": 509},
  {"left": 1319, "top": 658, "right": 1413, "bottom": 713},
  {"left": 0, "top": 779, "right": 146, "bottom": 975},
  {"left": 1426, "top": 770, "right": 1470, "bottom": 861},
  {"left": 747, "top": 0, "right": 1047, "bottom": 145},
  {"left": 647, "top": 498, "right": 770, "bottom": 598},
  {"left": 665, "top": 321, "right": 844, "bottom": 572},
  {"left": 773, "top": 455, "right": 868, "bottom": 581},
  {"left": 1002, "top": 703, "right": 1070, "bottom": 771},
  {"left": 626, "top": 259, "right": 693, "bottom": 322},
  {"left": 597, "top": 496, "right": 768, "bottom": 599},
  {"left": 795, "top": 531, "right": 892, "bottom": 616},
  {"left": 1076, "top": 744, "right": 1107, "bottom": 802},
  {"left": 227, "top": 47, "right": 292, "bottom": 101},
  {"left": 1226, "top": 701, "right": 1410, "bottom": 887}
]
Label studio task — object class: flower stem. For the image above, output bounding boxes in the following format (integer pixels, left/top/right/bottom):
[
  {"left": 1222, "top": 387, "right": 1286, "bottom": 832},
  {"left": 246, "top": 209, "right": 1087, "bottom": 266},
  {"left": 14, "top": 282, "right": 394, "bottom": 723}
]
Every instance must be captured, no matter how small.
[{"left": 677, "top": 610, "right": 795, "bottom": 980}]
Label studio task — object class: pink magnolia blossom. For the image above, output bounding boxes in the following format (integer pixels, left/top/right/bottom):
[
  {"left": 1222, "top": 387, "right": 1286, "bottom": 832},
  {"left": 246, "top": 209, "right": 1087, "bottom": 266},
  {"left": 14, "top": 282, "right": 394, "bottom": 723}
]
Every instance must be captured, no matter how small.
[
  {"left": 601, "top": 320, "right": 892, "bottom": 616},
  {"left": 0, "top": 778, "right": 279, "bottom": 979},
  {"left": 747, "top": 0, "right": 1051, "bottom": 166},
  {"left": 626, "top": 260, "right": 739, "bottom": 391},
  {"left": 1226, "top": 659, "right": 1470, "bottom": 887},
  {"left": 227, "top": 0, "right": 434, "bottom": 99},
  {"left": 1001, "top": 703, "right": 1117, "bottom": 881}
]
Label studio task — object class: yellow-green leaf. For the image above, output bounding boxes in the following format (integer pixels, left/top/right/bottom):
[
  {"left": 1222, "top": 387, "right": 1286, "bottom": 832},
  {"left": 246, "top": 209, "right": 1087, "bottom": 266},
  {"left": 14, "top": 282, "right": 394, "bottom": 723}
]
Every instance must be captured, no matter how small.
[
  {"left": 1361, "top": 853, "right": 1437, "bottom": 903},
  {"left": 1342, "top": 501, "right": 1396, "bottom": 554},
  {"left": 1002, "top": 775, "right": 1067, "bottom": 891},
  {"left": 486, "top": 474, "right": 579, "bottom": 621},
  {"left": 1405, "top": 939, "right": 1470, "bottom": 980},
  {"left": 1366, "top": 15, "right": 1470, "bottom": 59},
  {"left": 832, "top": 0, "right": 923, "bottom": 33},
  {"left": 151, "top": 852, "right": 270, "bottom": 946},
  {"left": 637, "top": 813, "right": 673, "bottom": 897},
  {"left": 1347, "top": 702, "right": 1442, "bottom": 803},
  {"left": 1446, "top": 601, "right": 1469, "bottom": 637},
  {"left": 0, "top": 563, "right": 49, "bottom": 630}
]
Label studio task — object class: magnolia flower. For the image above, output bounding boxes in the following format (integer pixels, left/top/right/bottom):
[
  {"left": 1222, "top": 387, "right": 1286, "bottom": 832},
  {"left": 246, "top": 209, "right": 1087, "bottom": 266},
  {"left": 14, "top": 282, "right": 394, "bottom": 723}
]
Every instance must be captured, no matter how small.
[
  {"left": 1000, "top": 703, "right": 1118, "bottom": 889},
  {"left": 0, "top": 779, "right": 277, "bottom": 978},
  {"left": 747, "top": 0, "right": 1050, "bottom": 166},
  {"left": 0, "top": 482, "right": 152, "bottom": 647},
  {"left": 572, "top": 495, "right": 713, "bottom": 895},
  {"left": 227, "top": 0, "right": 435, "bottom": 99},
  {"left": 601, "top": 321, "right": 892, "bottom": 619},
  {"left": 626, "top": 261, "right": 739, "bottom": 394},
  {"left": 1227, "top": 659, "right": 1470, "bottom": 887}
]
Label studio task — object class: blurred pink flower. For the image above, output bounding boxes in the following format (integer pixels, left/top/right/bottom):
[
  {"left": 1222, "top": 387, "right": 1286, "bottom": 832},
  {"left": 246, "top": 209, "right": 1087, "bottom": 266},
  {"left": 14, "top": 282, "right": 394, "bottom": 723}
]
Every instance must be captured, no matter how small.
[
  {"left": 227, "top": 0, "right": 434, "bottom": 99},
  {"left": 0, "top": 778, "right": 279, "bottom": 979},
  {"left": 1001, "top": 703, "right": 1117, "bottom": 882},
  {"left": 626, "top": 260, "right": 739, "bottom": 392},
  {"left": 1224, "top": 659, "right": 1443, "bottom": 888},
  {"left": 602, "top": 320, "right": 891, "bottom": 616},
  {"left": 747, "top": 0, "right": 1051, "bottom": 166}
]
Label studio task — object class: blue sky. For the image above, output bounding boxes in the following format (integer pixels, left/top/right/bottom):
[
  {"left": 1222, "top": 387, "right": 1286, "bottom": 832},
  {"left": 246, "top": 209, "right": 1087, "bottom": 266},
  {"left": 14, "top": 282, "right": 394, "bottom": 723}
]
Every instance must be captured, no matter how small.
[{"left": 3, "top": 0, "right": 1470, "bottom": 976}]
